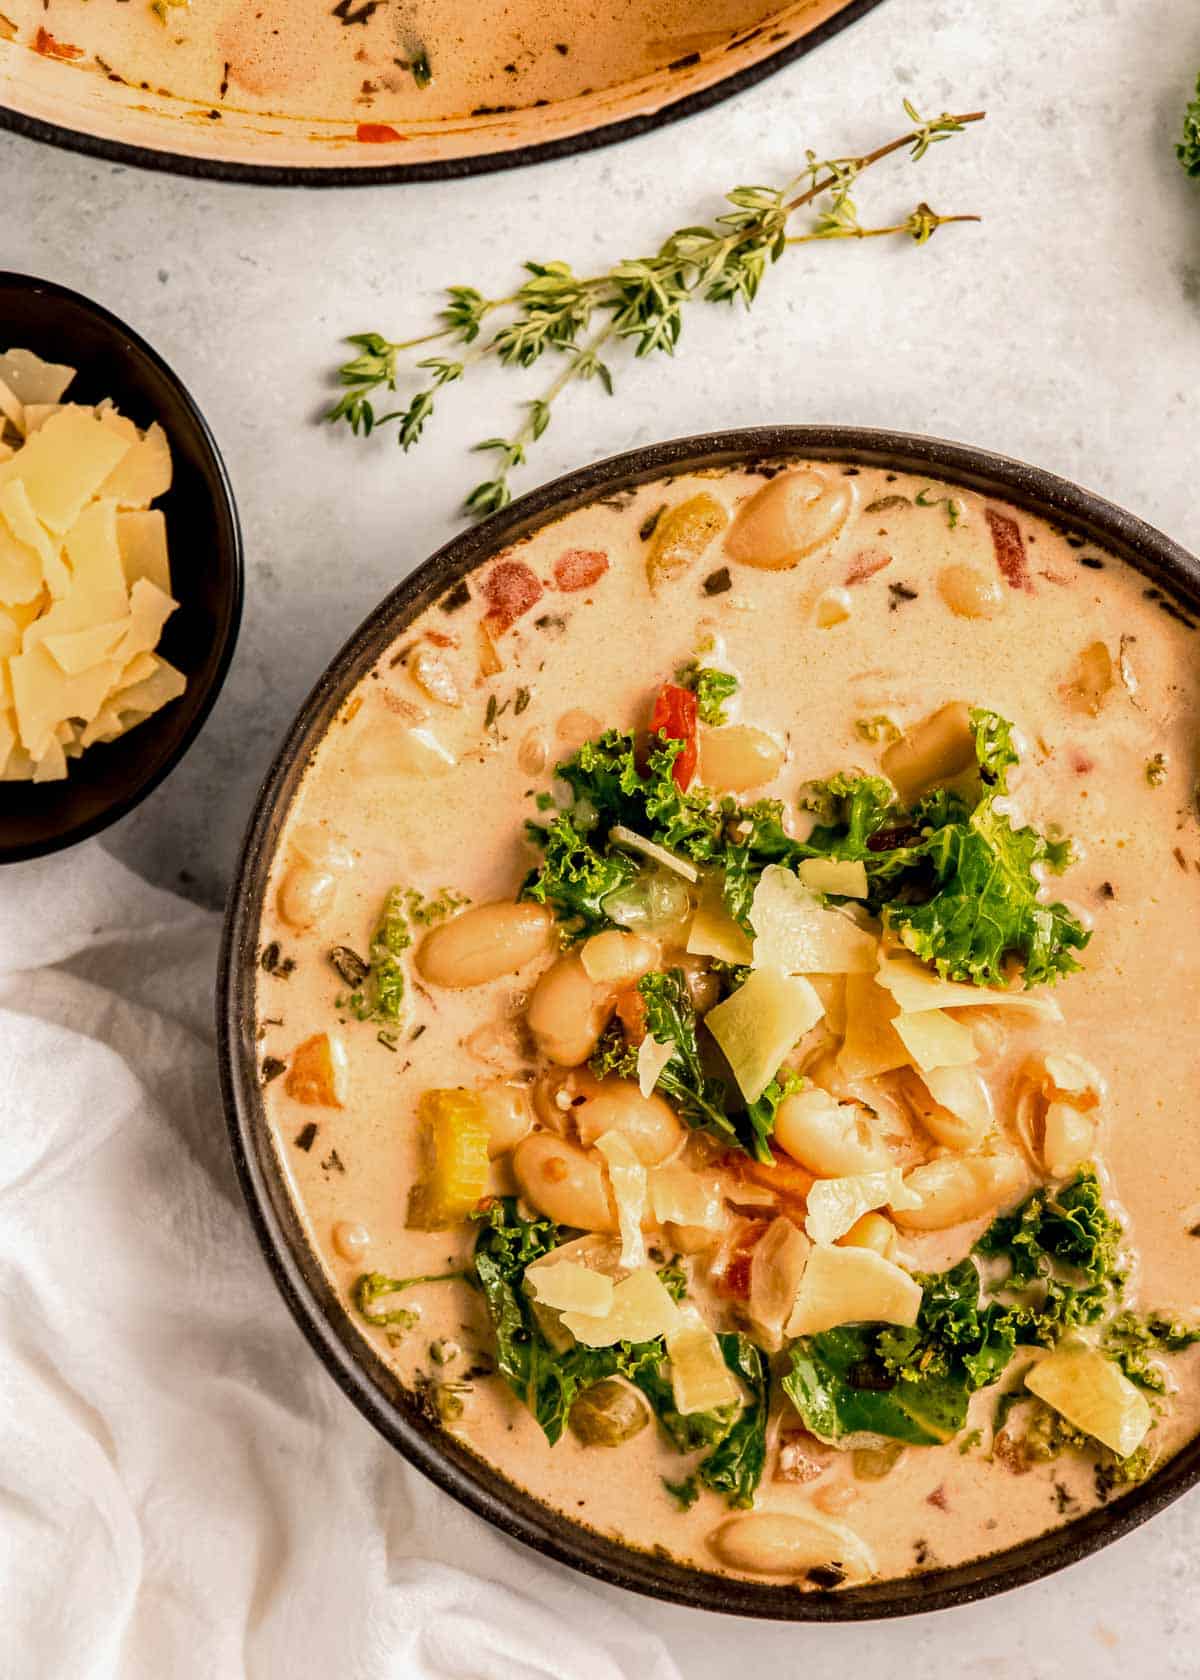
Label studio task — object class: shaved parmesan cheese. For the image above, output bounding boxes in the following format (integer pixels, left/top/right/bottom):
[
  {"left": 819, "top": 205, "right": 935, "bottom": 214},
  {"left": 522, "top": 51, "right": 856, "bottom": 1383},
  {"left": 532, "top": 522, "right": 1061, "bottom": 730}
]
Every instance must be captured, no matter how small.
[
  {"left": 0, "top": 348, "right": 75, "bottom": 406},
  {"left": 609, "top": 825, "right": 699, "bottom": 882},
  {"left": 797, "top": 857, "right": 869, "bottom": 898},
  {"left": 747, "top": 1215, "right": 810, "bottom": 1349},
  {"left": 786, "top": 1244, "right": 922, "bottom": 1337},
  {"left": 115, "top": 657, "right": 186, "bottom": 717},
  {"left": 876, "top": 950, "right": 1063, "bottom": 1019},
  {"left": 648, "top": 1164, "right": 726, "bottom": 1231},
  {"left": 686, "top": 870, "right": 754, "bottom": 964},
  {"left": 0, "top": 522, "right": 44, "bottom": 607},
  {"left": 119, "top": 578, "right": 178, "bottom": 660},
  {"left": 0, "top": 360, "right": 183, "bottom": 778},
  {"left": 667, "top": 1325, "right": 741, "bottom": 1413},
  {"left": 596, "top": 1131, "right": 647, "bottom": 1271},
  {"left": 805, "top": 1170, "right": 920, "bottom": 1246},
  {"left": 705, "top": 966, "right": 825, "bottom": 1103},
  {"left": 525, "top": 1260, "right": 614, "bottom": 1317},
  {"left": 837, "top": 972, "right": 909, "bottom": 1080},
  {"left": 0, "top": 375, "right": 24, "bottom": 437},
  {"left": 117, "top": 510, "right": 171, "bottom": 595},
  {"left": 64, "top": 498, "right": 126, "bottom": 597},
  {"left": 31, "top": 734, "right": 67, "bottom": 782},
  {"left": 5, "top": 409, "right": 131, "bottom": 532},
  {"left": 99, "top": 420, "right": 172, "bottom": 509},
  {"left": 43, "top": 618, "right": 130, "bottom": 675},
  {"left": 561, "top": 1267, "right": 680, "bottom": 1348},
  {"left": 893, "top": 1009, "right": 979, "bottom": 1072},
  {"left": 750, "top": 864, "right": 878, "bottom": 974},
  {"left": 636, "top": 1031, "right": 675, "bottom": 1098}
]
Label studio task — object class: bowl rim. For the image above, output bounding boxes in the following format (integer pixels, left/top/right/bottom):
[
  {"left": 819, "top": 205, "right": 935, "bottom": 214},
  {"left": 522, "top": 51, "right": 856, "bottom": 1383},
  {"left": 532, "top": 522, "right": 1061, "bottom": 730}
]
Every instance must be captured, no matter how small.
[
  {"left": 0, "top": 270, "right": 244, "bottom": 864},
  {"left": 0, "top": 0, "right": 887, "bottom": 187},
  {"left": 218, "top": 424, "right": 1200, "bottom": 1620}
]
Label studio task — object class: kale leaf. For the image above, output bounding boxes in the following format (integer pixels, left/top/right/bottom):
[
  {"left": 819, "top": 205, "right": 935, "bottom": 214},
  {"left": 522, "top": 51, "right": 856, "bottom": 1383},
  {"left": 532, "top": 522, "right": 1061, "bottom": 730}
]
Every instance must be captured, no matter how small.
[
  {"left": 1180, "top": 72, "right": 1200, "bottom": 178},
  {"left": 676, "top": 661, "right": 740, "bottom": 726},
  {"left": 637, "top": 968, "right": 742, "bottom": 1150},
  {"left": 785, "top": 1173, "right": 1133, "bottom": 1449},
  {"left": 471, "top": 1198, "right": 664, "bottom": 1444},
  {"left": 1102, "top": 1311, "right": 1200, "bottom": 1392},
  {"left": 522, "top": 812, "right": 636, "bottom": 937},
  {"left": 635, "top": 1333, "right": 768, "bottom": 1508},
  {"left": 975, "top": 1167, "right": 1127, "bottom": 1335}
]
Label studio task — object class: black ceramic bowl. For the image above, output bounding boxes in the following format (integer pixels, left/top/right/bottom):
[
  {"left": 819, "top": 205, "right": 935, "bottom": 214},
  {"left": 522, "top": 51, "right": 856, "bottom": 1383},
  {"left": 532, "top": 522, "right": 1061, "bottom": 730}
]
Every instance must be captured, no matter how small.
[
  {"left": 219, "top": 427, "right": 1200, "bottom": 1620},
  {"left": 0, "top": 273, "right": 243, "bottom": 864}
]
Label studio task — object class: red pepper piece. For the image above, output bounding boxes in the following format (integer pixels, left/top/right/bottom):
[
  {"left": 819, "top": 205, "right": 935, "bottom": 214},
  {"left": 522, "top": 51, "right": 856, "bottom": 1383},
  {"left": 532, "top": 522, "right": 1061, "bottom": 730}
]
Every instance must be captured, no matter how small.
[
  {"left": 553, "top": 548, "right": 609, "bottom": 592},
  {"left": 649, "top": 682, "right": 698, "bottom": 790},
  {"left": 355, "top": 123, "right": 403, "bottom": 143},
  {"left": 716, "top": 1219, "right": 772, "bottom": 1300},
  {"left": 34, "top": 26, "right": 84, "bottom": 58},
  {"left": 844, "top": 548, "right": 893, "bottom": 586},
  {"left": 986, "top": 508, "right": 1034, "bottom": 592},
  {"left": 481, "top": 559, "right": 543, "bottom": 634}
]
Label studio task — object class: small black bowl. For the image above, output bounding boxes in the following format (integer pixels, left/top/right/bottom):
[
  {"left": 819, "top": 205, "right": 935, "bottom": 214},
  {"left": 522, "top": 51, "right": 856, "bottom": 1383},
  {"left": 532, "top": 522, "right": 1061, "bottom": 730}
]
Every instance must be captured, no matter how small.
[{"left": 0, "top": 272, "right": 243, "bottom": 863}]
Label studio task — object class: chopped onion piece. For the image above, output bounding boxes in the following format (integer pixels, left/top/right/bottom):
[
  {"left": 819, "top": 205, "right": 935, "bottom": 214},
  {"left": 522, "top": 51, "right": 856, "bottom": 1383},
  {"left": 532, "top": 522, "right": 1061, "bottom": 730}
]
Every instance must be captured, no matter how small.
[
  {"left": 609, "top": 825, "right": 699, "bottom": 882},
  {"left": 750, "top": 864, "right": 877, "bottom": 974},
  {"left": 561, "top": 1266, "right": 680, "bottom": 1347},
  {"left": 667, "top": 1325, "right": 741, "bottom": 1413},
  {"left": 648, "top": 1164, "right": 726, "bottom": 1230},
  {"left": 797, "top": 857, "right": 869, "bottom": 899},
  {"left": 876, "top": 950, "right": 1062, "bottom": 1018},
  {"left": 786, "top": 1245, "right": 922, "bottom": 1337},
  {"left": 637, "top": 1032, "right": 676, "bottom": 1098},
  {"left": 525, "top": 1260, "right": 615, "bottom": 1317},
  {"left": 705, "top": 966, "right": 825, "bottom": 1103},
  {"left": 686, "top": 870, "right": 754, "bottom": 964},
  {"left": 595, "top": 1131, "right": 647, "bottom": 1271},
  {"left": 747, "top": 1216, "right": 810, "bottom": 1349},
  {"left": 805, "top": 1170, "right": 920, "bottom": 1246},
  {"left": 894, "top": 1009, "right": 979, "bottom": 1072},
  {"left": 1026, "top": 1342, "right": 1152, "bottom": 1458}
]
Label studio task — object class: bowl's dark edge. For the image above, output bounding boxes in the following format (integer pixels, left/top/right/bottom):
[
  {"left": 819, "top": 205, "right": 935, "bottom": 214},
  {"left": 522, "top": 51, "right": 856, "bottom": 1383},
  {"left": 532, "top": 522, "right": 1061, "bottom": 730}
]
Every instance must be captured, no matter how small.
[
  {"left": 0, "top": 0, "right": 887, "bottom": 186},
  {"left": 218, "top": 425, "right": 1200, "bottom": 1621},
  {"left": 0, "top": 271, "right": 244, "bottom": 864}
]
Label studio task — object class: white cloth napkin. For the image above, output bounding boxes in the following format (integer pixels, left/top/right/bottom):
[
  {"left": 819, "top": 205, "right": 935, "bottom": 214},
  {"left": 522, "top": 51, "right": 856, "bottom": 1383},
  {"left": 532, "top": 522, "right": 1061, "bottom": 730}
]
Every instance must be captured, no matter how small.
[{"left": 1, "top": 845, "right": 683, "bottom": 1680}]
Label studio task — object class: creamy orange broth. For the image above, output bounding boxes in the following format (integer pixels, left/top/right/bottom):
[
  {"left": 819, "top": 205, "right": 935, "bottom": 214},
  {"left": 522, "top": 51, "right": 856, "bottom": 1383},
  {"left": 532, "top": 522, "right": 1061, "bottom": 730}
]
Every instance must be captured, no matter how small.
[{"left": 256, "top": 460, "right": 1200, "bottom": 1588}]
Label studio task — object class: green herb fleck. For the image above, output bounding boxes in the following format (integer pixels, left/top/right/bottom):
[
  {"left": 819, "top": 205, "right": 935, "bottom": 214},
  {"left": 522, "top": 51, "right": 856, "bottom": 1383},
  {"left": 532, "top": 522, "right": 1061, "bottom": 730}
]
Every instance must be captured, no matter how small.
[
  {"left": 915, "top": 486, "right": 963, "bottom": 527},
  {"left": 854, "top": 714, "right": 901, "bottom": 746},
  {"left": 1146, "top": 752, "right": 1169, "bottom": 788},
  {"left": 352, "top": 1268, "right": 467, "bottom": 1327}
]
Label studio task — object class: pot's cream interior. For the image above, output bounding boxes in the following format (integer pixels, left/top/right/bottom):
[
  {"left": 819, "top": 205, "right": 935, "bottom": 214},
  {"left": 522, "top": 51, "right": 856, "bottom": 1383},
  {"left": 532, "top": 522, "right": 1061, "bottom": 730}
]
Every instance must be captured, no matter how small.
[
  {"left": 0, "top": 0, "right": 859, "bottom": 172},
  {"left": 252, "top": 452, "right": 1200, "bottom": 1592}
]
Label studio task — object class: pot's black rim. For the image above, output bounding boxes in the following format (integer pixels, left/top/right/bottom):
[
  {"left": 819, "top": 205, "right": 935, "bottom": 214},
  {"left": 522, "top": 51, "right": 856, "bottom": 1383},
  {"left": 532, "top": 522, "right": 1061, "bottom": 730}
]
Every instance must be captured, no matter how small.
[
  {"left": 0, "top": 271, "right": 244, "bottom": 864},
  {"left": 0, "top": 0, "right": 886, "bottom": 186},
  {"left": 219, "top": 425, "right": 1200, "bottom": 1620}
]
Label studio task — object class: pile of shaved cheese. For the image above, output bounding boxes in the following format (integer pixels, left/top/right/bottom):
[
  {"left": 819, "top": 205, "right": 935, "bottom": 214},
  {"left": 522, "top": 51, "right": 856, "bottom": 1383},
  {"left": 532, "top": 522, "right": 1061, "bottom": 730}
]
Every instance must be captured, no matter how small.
[{"left": 0, "top": 347, "right": 185, "bottom": 783}]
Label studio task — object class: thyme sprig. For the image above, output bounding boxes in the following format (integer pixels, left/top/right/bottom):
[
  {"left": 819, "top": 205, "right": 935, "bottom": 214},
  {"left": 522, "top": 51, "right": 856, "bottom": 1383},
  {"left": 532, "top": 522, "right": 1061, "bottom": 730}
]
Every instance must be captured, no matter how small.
[{"left": 329, "top": 101, "right": 984, "bottom": 516}]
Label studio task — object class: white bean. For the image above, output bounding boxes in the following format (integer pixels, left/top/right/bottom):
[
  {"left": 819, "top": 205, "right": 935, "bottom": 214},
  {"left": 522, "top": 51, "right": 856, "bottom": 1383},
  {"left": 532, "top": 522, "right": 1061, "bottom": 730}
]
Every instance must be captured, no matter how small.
[
  {"left": 574, "top": 1079, "right": 683, "bottom": 1166},
  {"left": 526, "top": 953, "right": 614, "bottom": 1066},
  {"left": 580, "top": 930, "right": 658, "bottom": 986},
  {"left": 892, "top": 1153, "right": 1026, "bottom": 1231},
  {"left": 708, "top": 1511, "right": 875, "bottom": 1584},
  {"left": 277, "top": 864, "right": 337, "bottom": 931},
  {"left": 477, "top": 1083, "right": 534, "bottom": 1157},
  {"left": 417, "top": 901, "right": 556, "bottom": 989},
  {"left": 512, "top": 1132, "right": 616, "bottom": 1232},
  {"left": 774, "top": 1090, "right": 892, "bottom": 1178}
]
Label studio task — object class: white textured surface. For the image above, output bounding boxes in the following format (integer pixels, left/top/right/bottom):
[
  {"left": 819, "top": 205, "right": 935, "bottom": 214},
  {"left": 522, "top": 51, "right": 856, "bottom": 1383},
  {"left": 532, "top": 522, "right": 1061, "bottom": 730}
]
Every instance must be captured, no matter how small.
[{"left": 3, "top": 0, "right": 1200, "bottom": 1669}]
